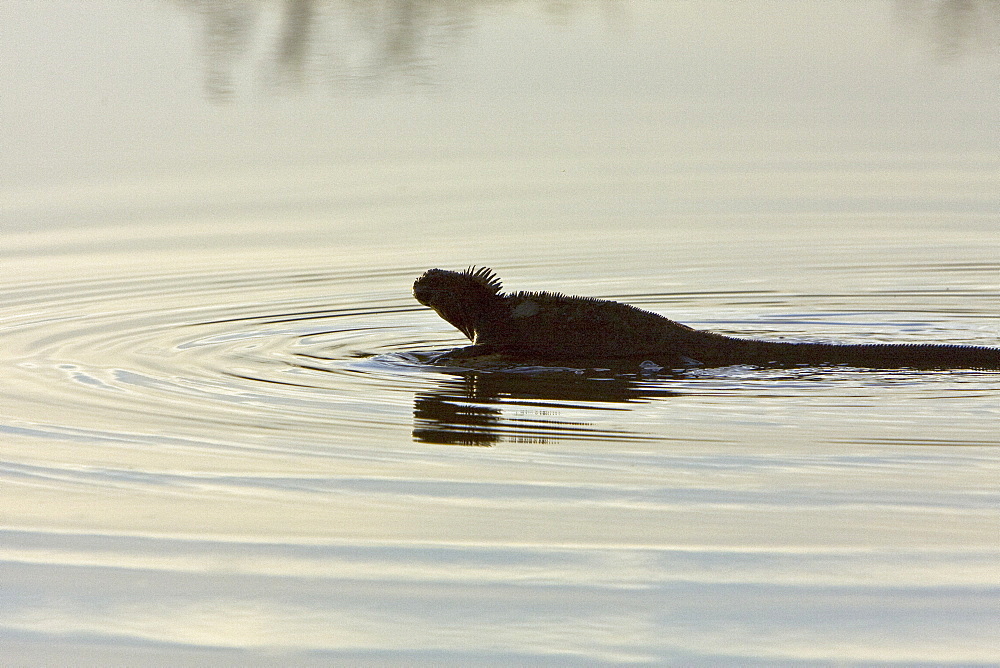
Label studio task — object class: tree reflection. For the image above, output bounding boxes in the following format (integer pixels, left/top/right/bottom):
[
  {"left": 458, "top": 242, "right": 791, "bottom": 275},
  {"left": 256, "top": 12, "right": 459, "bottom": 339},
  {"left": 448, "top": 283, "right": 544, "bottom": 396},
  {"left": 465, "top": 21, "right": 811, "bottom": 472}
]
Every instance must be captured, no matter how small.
[
  {"left": 275, "top": 0, "right": 317, "bottom": 88},
  {"left": 170, "top": 0, "right": 622, "bottom": 100},
  {"left": 176, "top": 0, "right": 261, "bottom": 100},
  {"left": 895, "top": 0, "right": 1000, "bottom": 60}
]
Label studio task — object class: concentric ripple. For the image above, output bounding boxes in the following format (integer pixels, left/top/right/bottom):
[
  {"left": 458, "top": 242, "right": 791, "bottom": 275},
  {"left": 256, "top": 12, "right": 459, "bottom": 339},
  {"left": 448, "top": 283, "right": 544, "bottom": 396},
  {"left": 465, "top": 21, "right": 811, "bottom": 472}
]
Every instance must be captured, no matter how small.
[
  {"left": 2, "top": 266, "right": 428, "bottom": 451},
  {"left": 1, "top": 263, "right": 678, "bottom": 452},
  {"left": 3, "top": 252, "right": 1000, "bottom": 663},
  {"left": 5, "top": 260, "right": 1000, "bottom": 453}
]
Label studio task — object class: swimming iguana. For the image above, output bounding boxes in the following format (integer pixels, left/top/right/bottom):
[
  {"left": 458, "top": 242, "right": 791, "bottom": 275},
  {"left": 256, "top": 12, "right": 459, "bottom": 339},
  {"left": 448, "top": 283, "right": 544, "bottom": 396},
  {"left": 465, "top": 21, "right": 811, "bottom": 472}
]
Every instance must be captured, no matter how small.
[{"left": 413, "top": 266, "right": 1000, "bottom": 369}]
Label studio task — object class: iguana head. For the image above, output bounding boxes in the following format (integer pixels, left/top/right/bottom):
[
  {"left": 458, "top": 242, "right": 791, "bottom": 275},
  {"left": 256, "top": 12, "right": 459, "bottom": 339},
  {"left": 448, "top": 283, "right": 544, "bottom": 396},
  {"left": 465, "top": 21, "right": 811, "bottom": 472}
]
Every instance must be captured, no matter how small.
[{"left": 413, "top": 266, "right": 504, "bottom": 342}]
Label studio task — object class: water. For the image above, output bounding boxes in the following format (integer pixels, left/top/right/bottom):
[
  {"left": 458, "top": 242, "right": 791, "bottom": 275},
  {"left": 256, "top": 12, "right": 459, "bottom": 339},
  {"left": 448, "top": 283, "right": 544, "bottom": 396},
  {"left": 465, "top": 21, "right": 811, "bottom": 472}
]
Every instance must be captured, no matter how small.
[{"left": 3, "top": 1, "right": 1000, "bottom": 664}]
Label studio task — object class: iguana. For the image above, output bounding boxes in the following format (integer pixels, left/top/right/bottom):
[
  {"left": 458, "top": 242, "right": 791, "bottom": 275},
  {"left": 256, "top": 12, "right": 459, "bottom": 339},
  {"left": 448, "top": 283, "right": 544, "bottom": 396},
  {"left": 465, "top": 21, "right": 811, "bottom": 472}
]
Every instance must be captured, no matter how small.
[{"left": 413, "top": 266, "right": 1000, "bottom": 369}]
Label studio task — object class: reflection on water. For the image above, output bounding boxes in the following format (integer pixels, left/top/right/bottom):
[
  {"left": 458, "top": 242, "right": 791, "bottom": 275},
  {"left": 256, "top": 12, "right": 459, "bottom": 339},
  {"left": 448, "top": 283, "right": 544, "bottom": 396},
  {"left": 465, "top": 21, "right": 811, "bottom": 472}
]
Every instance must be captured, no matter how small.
[
  {"left": 5, "top": 1, "right": 1000, "bottom": 662},
  {"left": 896, "top": 0, "right": 1000, "bottom": 60},
  {"left": 410, "top": 363, "right": 680, "bottom": 445},
  {"left": 175, "top": 0, "right": 617, "bottom": 98},
  {"left": 173, "top": 0, "right": 1000, "bottom": 100}
]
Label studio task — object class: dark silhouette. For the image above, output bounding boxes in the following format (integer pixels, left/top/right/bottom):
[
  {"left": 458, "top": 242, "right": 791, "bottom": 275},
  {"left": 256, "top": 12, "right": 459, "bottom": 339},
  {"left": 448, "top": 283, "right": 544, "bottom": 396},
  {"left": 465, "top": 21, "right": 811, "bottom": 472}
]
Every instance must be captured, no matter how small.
[{"left": 414, "top": 267, "right": 1000, "bottom": 370}]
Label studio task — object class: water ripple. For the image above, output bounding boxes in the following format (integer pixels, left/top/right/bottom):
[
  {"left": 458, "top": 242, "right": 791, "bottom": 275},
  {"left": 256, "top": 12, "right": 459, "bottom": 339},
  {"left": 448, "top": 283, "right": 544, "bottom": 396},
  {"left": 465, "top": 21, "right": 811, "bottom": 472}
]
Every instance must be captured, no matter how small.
[{"left": 4, "top": 262, "right": 1000, "bottom": 455}]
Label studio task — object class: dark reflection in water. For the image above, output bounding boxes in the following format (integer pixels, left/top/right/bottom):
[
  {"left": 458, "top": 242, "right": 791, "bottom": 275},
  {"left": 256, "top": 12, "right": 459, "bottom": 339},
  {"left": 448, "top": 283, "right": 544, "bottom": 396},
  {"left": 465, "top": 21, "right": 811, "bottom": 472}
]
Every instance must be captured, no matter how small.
[
  {"left": 172, "top": 0, "right": 621, "bottom": 99},
  {"left": 276, "top": 0, "right": 317, "bottom": 88},
  {"left": 170, "top": 0, "right": 1000, "bottom": 100},
  {"left": 175, "top": 0, "right": 261, "bottom": 100},
  {"left": 895, "top": 0, "right": 1000, "bottom": 60},
  {"left": 411, "top": 366, "right": 678, "bottom": 445}
]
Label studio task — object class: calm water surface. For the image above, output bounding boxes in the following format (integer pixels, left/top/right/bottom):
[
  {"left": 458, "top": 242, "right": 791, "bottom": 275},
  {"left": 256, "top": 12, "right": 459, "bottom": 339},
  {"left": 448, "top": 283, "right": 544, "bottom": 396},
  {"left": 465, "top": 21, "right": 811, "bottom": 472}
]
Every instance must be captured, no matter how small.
[{"left": 3, "top": 1, "right": 1000, "bottom": 664}]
